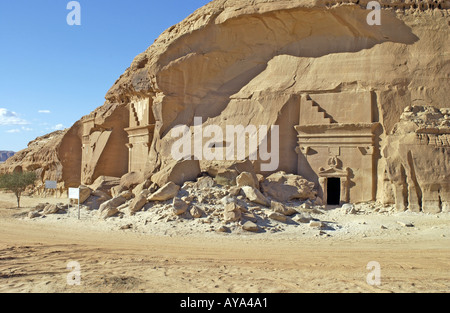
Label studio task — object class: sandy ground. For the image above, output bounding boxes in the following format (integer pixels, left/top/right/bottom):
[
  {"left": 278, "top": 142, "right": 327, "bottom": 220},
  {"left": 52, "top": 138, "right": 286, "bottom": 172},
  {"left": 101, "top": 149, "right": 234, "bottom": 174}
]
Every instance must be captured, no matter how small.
[{"left": 0, "top": 191, "right": 449, "bottom": 293}]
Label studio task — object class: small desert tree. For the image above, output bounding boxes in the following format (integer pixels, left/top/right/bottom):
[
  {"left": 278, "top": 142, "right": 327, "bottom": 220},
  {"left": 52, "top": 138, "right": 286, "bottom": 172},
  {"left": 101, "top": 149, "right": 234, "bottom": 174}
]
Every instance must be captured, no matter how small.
[{"left": 0, "top": 171, "right": 37, "bottom": 208}]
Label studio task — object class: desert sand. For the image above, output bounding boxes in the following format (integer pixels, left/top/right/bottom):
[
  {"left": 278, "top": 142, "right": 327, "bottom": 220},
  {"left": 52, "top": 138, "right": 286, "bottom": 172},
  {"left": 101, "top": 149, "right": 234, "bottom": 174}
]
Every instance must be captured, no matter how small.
[{"left": 0, "top": 191, "right": 448, "bottom": 293}]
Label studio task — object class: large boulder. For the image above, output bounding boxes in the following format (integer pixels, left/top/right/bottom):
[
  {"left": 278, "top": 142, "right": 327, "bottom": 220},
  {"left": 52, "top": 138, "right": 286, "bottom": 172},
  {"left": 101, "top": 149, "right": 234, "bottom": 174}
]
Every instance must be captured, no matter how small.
[
  {"left": 79, "top": 185, "right": 92, "bottom": 204},
  {"left": 194, "top": 176, "right": 215, "bottom": 189},
  {"left": 128, "top": 192, "right": 149, "bottom": 215},
  {"left": 214, "top": 169, "right": 239, "bottom": 186},
  {"left": 268, "top": 212, "right": 289, "bottom": 223},
  {"left": 98, "top": 196, "right": 126, "bottom": 219},
  {"left": 43, "top": 204, "right": 64, "bottom": 215},
  {"left": 241, "top": 186, "right": 270, "bottom": 207},
  {"left": 236, "top": 171, "right": 258, "bottom": 189},
  {"left": 89, "top": 176, "right": 120, "bottom": 196},
  {"left": 190, "top": 205, "right": 204, "bottom": 218},
  {"left": 223, "top": 202, "right": 243, "bottom": 222},
  {"left": 261, "top": 171, "right": 316, "bottom": 202},
  {"left": 271, "top": 201, "right": 297, "bottom": 216},
  {"left": 148, "top": 182, "right": 180, "bottom": 201},
  {"left": 172, "top": 197, "right": 189, "bottom": 215},
  {"left": 111, "top": 185, "right": 127, "bottom": 198},
  {"left": 120, "top": 171, "right": 144, "bottom": 190},
  {"left": 242, "top": 221, "right": 260, "bottom": 233}
]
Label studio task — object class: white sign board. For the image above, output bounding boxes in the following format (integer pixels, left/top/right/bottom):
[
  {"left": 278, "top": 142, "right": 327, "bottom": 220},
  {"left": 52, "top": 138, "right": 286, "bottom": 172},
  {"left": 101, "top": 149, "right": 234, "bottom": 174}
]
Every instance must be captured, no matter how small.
[
  {"left": 45, "top": 180, "right": 57, "bottom": 189},
  {"left": 68, "top": 188, "right": 80, "bottom": 199}
]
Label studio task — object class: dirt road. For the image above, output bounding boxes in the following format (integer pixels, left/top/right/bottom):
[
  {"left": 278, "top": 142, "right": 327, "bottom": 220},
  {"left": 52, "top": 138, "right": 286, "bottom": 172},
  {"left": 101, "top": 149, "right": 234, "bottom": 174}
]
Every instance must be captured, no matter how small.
[{"left": 0, "top": 192, "right": 448, "bottom": 293}]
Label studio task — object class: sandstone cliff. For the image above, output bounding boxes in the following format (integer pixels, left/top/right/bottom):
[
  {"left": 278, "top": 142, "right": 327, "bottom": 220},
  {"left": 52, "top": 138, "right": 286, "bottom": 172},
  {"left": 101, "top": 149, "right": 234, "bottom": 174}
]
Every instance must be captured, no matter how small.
[{"left": 1, "top": 0, "right": 449, "bottom": 212}]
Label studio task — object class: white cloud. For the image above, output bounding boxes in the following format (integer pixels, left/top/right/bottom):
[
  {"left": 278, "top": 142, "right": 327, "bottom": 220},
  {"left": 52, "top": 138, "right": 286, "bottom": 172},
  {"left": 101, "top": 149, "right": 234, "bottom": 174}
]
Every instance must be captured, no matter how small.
[
  {"left": 0, "top": 108, "right": 29, "bottom": 125},
  {"left": 51, "top": 123, "right": 65, "bottom": 131},
  {"left": 38, "top": 110, "right": 51, "bottom": 114},
  {"left": 5, "top": 126, "right": 33, "bottom": 134},
  {"left": 6, "top": 129, "right": 20, "bottom": 133}
]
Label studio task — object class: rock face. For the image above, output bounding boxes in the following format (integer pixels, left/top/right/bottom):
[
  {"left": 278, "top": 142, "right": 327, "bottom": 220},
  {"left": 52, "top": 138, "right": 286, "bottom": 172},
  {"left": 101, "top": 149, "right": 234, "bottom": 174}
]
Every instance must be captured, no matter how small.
[
  {"left": 0, "top": 130, "right": 70, "bottom": 193},
  {"left": 1, "top": 0, "right": 449, "bottom": 213},
  {"left": 382, "top": 106, "right": 450, "bottom": 213}
]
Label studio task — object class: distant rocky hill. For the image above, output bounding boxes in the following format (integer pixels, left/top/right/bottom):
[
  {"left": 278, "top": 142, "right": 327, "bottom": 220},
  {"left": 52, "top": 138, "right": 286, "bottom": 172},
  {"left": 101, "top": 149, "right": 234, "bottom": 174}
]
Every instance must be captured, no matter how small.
[{"left": 0, "top": 151, "right": 15, "bottom": 163}]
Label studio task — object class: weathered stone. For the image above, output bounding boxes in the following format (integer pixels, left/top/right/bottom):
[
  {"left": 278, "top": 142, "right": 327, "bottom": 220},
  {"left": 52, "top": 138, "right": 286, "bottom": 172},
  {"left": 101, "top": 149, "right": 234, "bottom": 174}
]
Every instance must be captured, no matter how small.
[
  {"left": 241, "top": 186, "right": 270, "bottom": 207},
  {"left": 148, "top": 182, "right": 180, "bottom": 201},
  {"left": 34, "top": 203, "right": 48, "bottom": 212},
  {"left": 342, "top": 203, "right": 357, "bottom": 214},
  {"left": 172, "top": 197, "right": 189, "bottom": 215},
  {"left": 236, "top": 171, "right": 258, "bottom": 189},
  {"left": 397, "top": 221, "right": 414, "bottom": 227},
  {"left": 120, "top": 224, "right": 133, "bottom": 230},
  {"left": 309, "top": 220, "right": 323, "bottom": 229},
  {"left": 79, "top": 185, "right": 92, "bottom": 204},
  {"left": 215, "top": 169, "right": 239, "bottom": 186},
  {"left": 195, "top": 176, "right": 215, "bottom": 189},
  {"left": 217, "top": 225, "right": 230, "bottom": 233},
  {"left": 242, "top": 221, "right": 259, "bottom": 232},
  {"left": 190, "top": 206, "right": 204, "bottom": 218},
  {"left": 223, "top": 203, "right": 242, "bottom": 222},
  {"left": 228, "top": 186, "right": 241, "bottom": 197},
  {"left": 119, "top": 190, "right": 134, "bottom": 201},
  {"left": 131, "top": 181, "right": 145, "bottom": 196},
  {"left": 120, "top": 171, "right": 144, "bottom": 189},
  {"left": 99, "top": 207, "right": 120, "bottom": 219},
  {"left": 294, "top": 213, "right": 312, "bottom": 223},
  {"left": 271, "top": 201, "right": 297, "bottom": 216},
  {"left": 43, "top": 204, "right": 61, "bottom": 215},
  {"left": 268, "top": 212, "right": 288, "bottom": 223},
  {"left": 384, "top": 106, "right": 450, "bottom": 213},
  {"left": 241, "top": 211, "right": 257, "bottom": 223},
  {"left": 314, "top": 197, "right": 323, "bottom": 206},
  {"left": 219, "top": 196, "right": 235, "bottom": 206},
  {"left": 299, "top": 202, "right": 311, "bottom": 210},
  {"left": 28, "top": 211, "right": 41, "bottom": 219},
  {"left": 89, "top": 176, "right": 120, "bottom": 196},
  {"left": 111, "top": 185, "right": 126, "bottom": 198},
  {"left": 98, "top": 196, "right": 127, "bottom": 218},
  {"left": 261, "top": 171, "right": 316, "bottom": 203},
  {"left": 91, "top": 190, "right": 112, "bottom": 201},
  {"left": 128, "top": 193, "right": 148, "bottom": 215}
]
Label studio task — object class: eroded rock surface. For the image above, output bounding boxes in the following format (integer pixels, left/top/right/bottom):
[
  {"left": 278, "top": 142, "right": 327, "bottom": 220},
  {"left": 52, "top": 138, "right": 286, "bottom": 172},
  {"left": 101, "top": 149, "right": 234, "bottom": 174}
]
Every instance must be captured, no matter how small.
[{"left": 1, "top": 1, "right": 449, "bottom": 213}]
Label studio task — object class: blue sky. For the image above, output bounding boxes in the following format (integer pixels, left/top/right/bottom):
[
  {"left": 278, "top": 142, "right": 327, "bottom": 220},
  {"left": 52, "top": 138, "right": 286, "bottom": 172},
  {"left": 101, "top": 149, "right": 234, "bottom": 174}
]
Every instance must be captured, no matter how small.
[{"left": 0, "top": 0, "right": 211, "bottom": 151}]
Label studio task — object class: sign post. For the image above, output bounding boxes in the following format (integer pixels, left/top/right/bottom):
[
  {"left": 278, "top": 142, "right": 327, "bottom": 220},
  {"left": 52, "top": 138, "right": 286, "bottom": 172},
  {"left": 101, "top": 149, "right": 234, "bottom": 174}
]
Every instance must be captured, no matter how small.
[
  {"left": 45, "top": 180, "right": 57, "bottom": 198},
  {"left": 68, "top": 188, "right": 80, "bottom": 220}
]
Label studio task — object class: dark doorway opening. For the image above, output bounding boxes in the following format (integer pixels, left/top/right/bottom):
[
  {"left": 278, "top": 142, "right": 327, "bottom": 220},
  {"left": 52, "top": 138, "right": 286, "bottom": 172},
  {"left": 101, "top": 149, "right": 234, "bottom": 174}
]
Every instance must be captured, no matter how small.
[{"left": 327, "top": 177, "right": 341, "bottom": 205}]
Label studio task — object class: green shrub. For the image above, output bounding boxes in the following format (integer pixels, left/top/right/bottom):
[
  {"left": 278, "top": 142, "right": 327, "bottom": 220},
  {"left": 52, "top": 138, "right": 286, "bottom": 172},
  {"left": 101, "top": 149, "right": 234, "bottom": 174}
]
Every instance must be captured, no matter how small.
[{"left": 0, "top": 171, "right": 37, "bottom": 208}]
